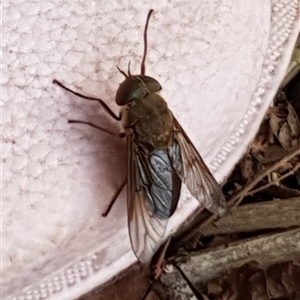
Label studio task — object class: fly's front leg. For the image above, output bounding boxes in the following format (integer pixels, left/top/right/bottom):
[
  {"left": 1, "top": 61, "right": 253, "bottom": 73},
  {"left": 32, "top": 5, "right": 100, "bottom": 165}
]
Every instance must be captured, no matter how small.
[
  {"left": 53, "top": 79, "right": 122, "bottom": 135},
  {"left": 53, "top": 79, "right": 121, "bottom": 121}
]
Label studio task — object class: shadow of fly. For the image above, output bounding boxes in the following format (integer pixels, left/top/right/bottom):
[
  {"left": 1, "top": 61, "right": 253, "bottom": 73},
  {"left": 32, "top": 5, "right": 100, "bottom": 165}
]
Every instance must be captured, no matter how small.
[{"left": 53, "top": 10, "right": 226, "bottom": 262}]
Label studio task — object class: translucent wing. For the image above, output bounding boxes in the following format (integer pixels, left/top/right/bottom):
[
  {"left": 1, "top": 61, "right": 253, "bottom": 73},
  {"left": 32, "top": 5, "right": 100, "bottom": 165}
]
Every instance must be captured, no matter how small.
[
  {"left": 170, "top": 116, "right": 227, "bottom": 216},
  {"left": 127, "top": 133, "right": 181, "bottom": 262}
]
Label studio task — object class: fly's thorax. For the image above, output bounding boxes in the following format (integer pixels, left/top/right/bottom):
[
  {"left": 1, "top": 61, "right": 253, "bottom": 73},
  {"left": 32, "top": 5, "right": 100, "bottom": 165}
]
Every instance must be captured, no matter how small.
[{"left": 125, "top": 93, "right": 174, "bottom": 151}]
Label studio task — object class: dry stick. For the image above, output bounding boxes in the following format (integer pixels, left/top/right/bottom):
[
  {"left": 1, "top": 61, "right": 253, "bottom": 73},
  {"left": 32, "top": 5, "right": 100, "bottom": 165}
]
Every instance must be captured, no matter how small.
[
  {"left": 162, "top": 228, "right": 300, "bottom": 290},
  {"left": 228, "top": 147, "right": 300, "bottom": 207},
  {"left": 243, "top": 162, "right": 300, "bottom": 197},
  {"left": 200, "top": 196, "right": 300, "bottom": 236},
  {"left": 171, "top": 211, "right": 218, "bottom": 251}
]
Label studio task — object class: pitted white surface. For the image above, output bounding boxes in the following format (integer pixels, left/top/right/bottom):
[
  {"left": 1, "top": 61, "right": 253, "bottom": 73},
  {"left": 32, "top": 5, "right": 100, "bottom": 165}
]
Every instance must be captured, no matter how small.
[{"left": 2, "top": 0, "right": 299, "bottom": 299}]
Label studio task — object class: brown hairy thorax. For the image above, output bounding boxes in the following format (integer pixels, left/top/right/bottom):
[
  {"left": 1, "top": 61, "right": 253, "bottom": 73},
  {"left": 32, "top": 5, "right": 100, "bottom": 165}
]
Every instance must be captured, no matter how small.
[{"left": 125, "top": 93, "right": 174, "bottom": 151}]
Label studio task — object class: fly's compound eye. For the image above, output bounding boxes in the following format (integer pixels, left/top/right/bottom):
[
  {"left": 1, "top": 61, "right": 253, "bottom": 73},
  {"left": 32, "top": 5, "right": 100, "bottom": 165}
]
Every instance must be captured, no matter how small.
[{"left": 115, "top": 75, "right": 161, "bottom": 105}]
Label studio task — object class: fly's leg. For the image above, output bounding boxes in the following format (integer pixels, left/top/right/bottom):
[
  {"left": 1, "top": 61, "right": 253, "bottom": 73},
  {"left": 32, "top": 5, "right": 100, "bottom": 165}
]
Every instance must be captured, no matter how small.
[
  {"left": 68, "top": 118, "right": 126, "bottom": 215},
  {"left": 141, "top": 238, "right": 172, "bottom": 300},
  {"left": 151, "top": 238, "right": 171, "bottom": 280},
  {"left": 68, "top": 118, "right": 126, "bottom": 214},
  {"left": 102, "top": 178, "right": 127, "bottom": 217},
  {"left": 68, "top": 120, "right": 117, "bottom": 136},
  {"left": 53, "top": 79, "right": 126, "bottom": 215},
  {"left": 171, "top": 262, "right": 204, "bottom": 299},
  {"left": 53, "top": 79, "right": 121, "bottom": 121}
]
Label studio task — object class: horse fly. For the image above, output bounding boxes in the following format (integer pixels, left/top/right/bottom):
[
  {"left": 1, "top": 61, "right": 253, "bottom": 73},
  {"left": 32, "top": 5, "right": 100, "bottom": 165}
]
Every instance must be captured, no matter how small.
[{"left": 53, "top": 9, "right": 227, "bottom": 262}]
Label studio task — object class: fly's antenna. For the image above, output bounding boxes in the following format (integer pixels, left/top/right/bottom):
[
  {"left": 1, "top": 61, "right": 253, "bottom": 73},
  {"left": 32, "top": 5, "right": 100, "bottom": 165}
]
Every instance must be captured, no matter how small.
[
  {"left": 116, "top": 66, "right": 128, "bottom": 78},
  {"left": 128, "top": 61, "right": 131, "bottom": 76},
  {"left": 141, "top": 9, "right": 154, "bottom": 75}
]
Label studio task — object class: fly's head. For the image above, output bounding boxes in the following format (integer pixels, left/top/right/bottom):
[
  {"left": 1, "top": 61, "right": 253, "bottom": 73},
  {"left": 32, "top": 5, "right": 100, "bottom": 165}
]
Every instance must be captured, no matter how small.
[{"left": 115, "top": 70, "right": 161, "bottom": 106}]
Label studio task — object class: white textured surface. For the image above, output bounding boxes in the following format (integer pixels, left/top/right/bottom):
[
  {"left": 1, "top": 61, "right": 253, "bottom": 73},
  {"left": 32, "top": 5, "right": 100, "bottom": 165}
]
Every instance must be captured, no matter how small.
[{"left": 2, "top": 0, "right": 299, "bottom": 299}]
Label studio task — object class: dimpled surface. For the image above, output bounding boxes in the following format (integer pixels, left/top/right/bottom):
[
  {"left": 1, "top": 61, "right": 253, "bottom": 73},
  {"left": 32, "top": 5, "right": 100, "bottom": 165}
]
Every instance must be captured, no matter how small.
[{"left": 2, "top": 0, "right": 299, "bottom": 299}]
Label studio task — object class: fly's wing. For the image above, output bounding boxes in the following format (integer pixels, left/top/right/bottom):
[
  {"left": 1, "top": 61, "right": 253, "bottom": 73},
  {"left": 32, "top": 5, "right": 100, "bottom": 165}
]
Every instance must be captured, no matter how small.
[
  {"left": 170, "top": 116, "right": 227, "bottom": 216},
  {"left": 127, "top": 134, "right": 181, "bottom": 262}
]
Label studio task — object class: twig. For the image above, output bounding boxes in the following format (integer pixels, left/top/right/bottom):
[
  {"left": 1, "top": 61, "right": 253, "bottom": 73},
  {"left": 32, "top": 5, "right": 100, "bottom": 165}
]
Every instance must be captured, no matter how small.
[
  {"left": 243, "top": 163, "right": 300, "bottom": 196},
  {"left": 228, "top": 148, "right": 300, "bottom": 207},
  {"left": 170, "top": 211, "right": 217, "bottom": 250},
  {"left": 162, "top": 228, "right": 300, "bottom": 287},
  {"left": 200, "top": 196, "right": 300, "bottom": 236}
]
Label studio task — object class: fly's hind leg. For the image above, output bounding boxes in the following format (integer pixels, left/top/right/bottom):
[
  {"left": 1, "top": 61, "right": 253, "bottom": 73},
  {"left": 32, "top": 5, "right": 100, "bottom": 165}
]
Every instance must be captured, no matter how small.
[
  {"left": 102, "top": 178, "right": 127, "bottom": 217},
  {"left": 67, "top": 118, "right": 127, "bottom": 216}
]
